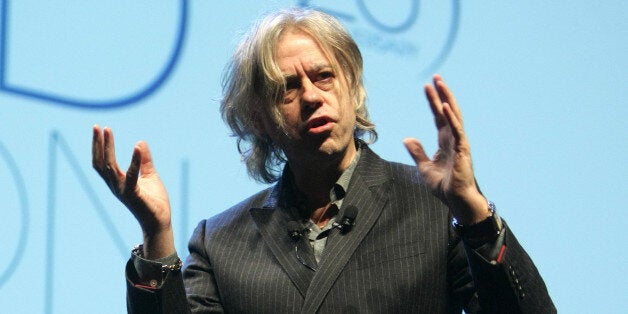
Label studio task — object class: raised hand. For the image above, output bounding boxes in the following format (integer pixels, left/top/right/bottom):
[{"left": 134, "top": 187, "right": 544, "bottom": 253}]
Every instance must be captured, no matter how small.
[
  {"left": 92, "top": 125, "right": 175, "bottom": 259},
  {"left": 403, "top": 75, "right": 489, "bottom": 225}
]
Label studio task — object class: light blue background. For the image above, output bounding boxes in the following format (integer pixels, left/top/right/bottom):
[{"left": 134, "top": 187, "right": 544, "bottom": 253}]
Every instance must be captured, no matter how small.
[{"left": 1, "top": 1, "right": 626, "bottom": 312}]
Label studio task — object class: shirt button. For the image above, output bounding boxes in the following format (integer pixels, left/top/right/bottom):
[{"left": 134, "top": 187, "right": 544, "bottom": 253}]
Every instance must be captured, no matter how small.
[{"left": 149, "top": 279, "right": 158, "bottom": 287}]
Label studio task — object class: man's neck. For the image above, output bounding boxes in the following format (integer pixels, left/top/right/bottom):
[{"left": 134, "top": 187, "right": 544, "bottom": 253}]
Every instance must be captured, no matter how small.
[{"left": 288, "top": 145, "right": 356, "bottom": 210}]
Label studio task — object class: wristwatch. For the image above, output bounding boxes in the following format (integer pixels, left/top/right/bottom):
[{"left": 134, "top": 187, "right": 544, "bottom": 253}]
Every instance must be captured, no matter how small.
[{"left": 452, "top": 201, "right": 503, "bottom": 239}]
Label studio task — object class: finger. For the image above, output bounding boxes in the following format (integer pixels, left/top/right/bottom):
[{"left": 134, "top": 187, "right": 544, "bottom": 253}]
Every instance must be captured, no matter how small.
[
  {"left": 92, "top": 125, "right": 105, "bottom": 174},
  {"left": 442, "top": 102, "right": 466, "bottom": 145},
  {"left": 136, "top": 141, "right": 158, "bottom": 175},
  {"left": 434, "top": 77, "right": 463, "bottom": 126},
  {"left": 433, "top": 74, "right": 447, "bottom": 103},
  {"left": 424, "top": 84, "right": 447, "bottom": 129},
  {"left": 102, "top": 127, "right": 125, "bottom": 187},
  {"left": 124, "top": 145, "right": 142, "bottom": 195},
  {"left": 403, "top": 138, "right": 430, "bottom": 165}
]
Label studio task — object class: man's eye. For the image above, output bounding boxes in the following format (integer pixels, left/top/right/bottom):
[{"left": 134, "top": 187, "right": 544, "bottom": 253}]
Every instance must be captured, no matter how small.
[
  {"left": 318, "top": 71, "right": 334, "bottom": 81},
  {"left": 285, "top": 80, "right": 300, "bottom": 91},
  {"left": 315, "top": 71, "right": 334, "bottom": 89}
]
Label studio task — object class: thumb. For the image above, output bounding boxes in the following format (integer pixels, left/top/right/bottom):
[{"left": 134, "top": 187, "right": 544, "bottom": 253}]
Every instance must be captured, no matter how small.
[
  {"left": 403, "top": 138, "right": 430, "bottom": 165},
  {"left": 135, "top": 141, "right": 157, "bottom": 175}
]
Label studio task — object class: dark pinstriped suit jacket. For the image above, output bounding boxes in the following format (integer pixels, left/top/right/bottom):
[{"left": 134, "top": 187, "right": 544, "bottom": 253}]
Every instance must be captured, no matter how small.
[{"left": 127, "top": 145, "right": 555, "bottom": 313}]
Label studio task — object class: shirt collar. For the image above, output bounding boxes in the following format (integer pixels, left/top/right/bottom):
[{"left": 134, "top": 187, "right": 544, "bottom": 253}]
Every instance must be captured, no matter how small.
[
  {"left": 278, "top": 145, "right": 362, "bottom": 218},
  {"left": 329, "top": 147, "right": 360, "bottom": 203}
]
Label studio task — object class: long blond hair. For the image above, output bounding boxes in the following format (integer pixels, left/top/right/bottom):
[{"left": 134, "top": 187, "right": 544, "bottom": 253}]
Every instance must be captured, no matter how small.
[{"left": 220, "top": 8, "right": 376, "bottom": 183}]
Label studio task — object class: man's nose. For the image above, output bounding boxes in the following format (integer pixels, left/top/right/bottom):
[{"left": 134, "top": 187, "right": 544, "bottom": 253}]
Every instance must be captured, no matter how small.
[{"left": 301, "top": 79, "right": 323, "bottom": 108}]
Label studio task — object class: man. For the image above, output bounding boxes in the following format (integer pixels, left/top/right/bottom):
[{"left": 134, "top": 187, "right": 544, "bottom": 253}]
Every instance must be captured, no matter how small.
[{"left": 92, "top": 8, "right": 555, "bottom": 313}]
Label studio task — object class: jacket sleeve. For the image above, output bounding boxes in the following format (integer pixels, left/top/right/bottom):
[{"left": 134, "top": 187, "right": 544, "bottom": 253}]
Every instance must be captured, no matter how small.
[
  {"left": 125, "top": 256, "right": 190, "bottom": 314},
  {"left": 181, "top": 220, "right": 225, "bottom": 313},
  {"left": 455, "top": 221, "right": 556, "bottom": 313},
  {"left": 125, "top": 219, "right": 226, "bottom": 313}
]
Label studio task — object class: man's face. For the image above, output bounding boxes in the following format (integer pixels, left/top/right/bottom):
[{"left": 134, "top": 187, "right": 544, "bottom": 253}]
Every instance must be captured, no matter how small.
[{"left": 260, "top": 29, "right": 357, "bottom": 165}]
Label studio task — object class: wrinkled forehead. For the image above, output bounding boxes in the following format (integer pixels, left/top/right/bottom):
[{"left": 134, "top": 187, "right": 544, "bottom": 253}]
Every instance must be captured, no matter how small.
[
  {"left": 273, "top": 27, "right": 342, "bottom": 76},
  {"left": 276, "top": 31, "right": 331, "bottom": 71}
]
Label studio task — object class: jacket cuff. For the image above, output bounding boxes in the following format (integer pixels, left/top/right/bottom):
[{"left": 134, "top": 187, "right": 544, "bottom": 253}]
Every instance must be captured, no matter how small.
[{"left": 130, "top": 249, "right": 180, "bottom": 289}]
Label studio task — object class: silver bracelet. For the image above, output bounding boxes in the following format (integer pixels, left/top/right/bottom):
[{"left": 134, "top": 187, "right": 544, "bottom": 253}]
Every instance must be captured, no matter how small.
[{"left": 132, "top": 244, "right": 183, "bottom": 274}]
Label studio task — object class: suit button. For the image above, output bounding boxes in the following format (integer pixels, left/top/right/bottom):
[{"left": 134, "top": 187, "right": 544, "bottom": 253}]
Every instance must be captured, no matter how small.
[{"left": 518, "top": 286, "right": 526, "bottom": 299}]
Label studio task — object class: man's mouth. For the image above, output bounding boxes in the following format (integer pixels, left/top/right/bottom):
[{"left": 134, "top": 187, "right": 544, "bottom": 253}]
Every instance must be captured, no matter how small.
[{"left": 306, "top": 117, "right": 334, "bottom": 134}]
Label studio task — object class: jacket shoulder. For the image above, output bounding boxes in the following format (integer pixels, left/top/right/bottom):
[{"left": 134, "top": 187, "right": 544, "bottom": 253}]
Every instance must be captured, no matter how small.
[{"left": 195, "top": 187, "right": 273, "bottom": 237}]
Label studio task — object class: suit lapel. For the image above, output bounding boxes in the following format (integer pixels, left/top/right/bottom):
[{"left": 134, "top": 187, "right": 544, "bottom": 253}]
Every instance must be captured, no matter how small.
[
  {"left": 301, "top": 147, "right": 392, "bottom": 313},
  {"left": 249, "top": 183, "right": 315, "bottom": 298}
]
